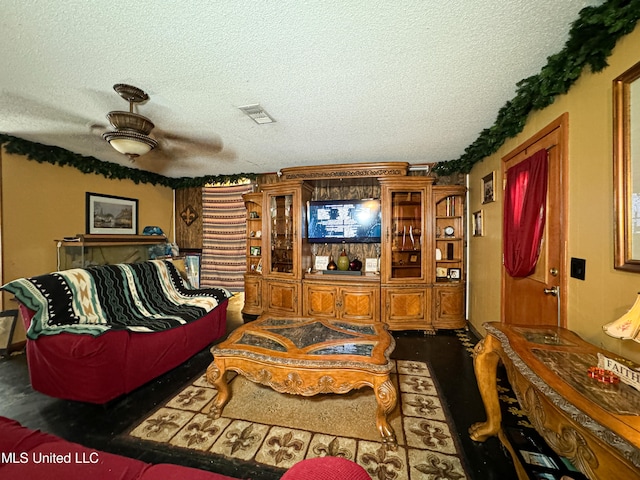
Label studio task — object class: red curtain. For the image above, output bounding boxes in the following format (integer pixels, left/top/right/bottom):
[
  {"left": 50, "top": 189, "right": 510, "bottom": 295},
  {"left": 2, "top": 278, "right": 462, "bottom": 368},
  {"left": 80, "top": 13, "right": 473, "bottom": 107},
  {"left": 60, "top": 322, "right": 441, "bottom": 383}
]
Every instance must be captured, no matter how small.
[{"left": 503, "top": 149, "right": 548, "bottom": 277}]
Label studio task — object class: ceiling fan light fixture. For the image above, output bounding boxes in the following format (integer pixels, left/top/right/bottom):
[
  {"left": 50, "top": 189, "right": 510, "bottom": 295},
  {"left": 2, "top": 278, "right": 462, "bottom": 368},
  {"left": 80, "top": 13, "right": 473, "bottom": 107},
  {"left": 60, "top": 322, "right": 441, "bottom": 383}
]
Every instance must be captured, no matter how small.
[
  {"left": 103, "top": 83, "right": 158, "bottom": 159},
  {"left": 102, "top": 130, "right": 158, "bottom": 159},
  {"left": 106, "top": 111, "right": 155, "bottom": 134}
]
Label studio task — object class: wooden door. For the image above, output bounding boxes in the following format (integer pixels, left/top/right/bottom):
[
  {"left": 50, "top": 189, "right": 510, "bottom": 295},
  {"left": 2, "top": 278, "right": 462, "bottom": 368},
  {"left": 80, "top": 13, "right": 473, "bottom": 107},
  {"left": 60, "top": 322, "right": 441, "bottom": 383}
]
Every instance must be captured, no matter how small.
[{"left": 502, "top": 114, "right": 567, "bottom": 327}]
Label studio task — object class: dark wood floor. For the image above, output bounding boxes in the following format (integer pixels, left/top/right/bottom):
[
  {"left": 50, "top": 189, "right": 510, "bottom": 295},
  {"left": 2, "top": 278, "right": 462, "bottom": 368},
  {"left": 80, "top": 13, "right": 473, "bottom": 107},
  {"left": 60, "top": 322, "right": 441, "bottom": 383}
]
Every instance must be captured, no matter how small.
[{"left": 0, "top": 304, "right": 519, "bottom": 479}]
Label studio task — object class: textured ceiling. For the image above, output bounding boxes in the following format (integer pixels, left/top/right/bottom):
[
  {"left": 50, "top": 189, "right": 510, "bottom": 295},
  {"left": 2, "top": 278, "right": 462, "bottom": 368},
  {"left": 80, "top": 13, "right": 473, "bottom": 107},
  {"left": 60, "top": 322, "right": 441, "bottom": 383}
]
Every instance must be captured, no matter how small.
[{"left": 0, "top": 1, "right": 602, "bottom": 178}]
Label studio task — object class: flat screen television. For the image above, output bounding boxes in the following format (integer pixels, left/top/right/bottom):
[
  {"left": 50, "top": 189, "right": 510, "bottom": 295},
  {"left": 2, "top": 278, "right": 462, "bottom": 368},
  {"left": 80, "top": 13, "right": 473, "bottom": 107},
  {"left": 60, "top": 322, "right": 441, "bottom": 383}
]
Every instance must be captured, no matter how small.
[{"left": 307, "top": 199, "right": 381, "bottom": 243}]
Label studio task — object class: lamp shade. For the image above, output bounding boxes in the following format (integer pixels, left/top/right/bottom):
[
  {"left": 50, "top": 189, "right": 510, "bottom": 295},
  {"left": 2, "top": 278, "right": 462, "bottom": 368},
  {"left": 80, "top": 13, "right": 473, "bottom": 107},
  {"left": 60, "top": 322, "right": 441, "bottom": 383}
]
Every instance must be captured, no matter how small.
[
  {"left": 102, "top": 131, "right": 158, "bottom": 159},
  {"left": 603, "top": 292, "right": 640, "bottom": 342}
]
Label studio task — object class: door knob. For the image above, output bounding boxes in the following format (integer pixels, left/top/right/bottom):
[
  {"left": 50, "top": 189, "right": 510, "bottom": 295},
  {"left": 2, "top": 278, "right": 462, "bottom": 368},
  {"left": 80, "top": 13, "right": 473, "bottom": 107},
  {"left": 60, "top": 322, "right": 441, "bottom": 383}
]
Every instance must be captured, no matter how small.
[{"left": 543, "top": 286, "right": 559, "bottom": 296}]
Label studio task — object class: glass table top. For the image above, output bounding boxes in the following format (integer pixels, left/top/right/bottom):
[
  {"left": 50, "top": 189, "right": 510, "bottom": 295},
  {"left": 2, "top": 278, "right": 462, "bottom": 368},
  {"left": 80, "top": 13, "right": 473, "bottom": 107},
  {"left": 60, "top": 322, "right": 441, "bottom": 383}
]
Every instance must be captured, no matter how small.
[{"left": 213, "top": 317, "right": 394, "bottom": 366}]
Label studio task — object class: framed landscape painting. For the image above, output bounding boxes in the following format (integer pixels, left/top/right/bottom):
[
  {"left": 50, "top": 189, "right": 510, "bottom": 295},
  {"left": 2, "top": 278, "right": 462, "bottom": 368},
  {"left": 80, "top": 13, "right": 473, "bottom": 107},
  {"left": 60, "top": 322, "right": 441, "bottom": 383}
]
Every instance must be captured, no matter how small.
[{"left": 86, "top": 192, "right": 138, "bottom": 235}]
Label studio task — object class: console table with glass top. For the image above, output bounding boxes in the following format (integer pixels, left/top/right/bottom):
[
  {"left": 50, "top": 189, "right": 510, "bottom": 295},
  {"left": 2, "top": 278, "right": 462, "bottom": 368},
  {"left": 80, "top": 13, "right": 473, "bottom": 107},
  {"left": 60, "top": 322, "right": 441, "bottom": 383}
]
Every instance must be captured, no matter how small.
[
  {"left": 469, "top": 322, "right": 640, "bottom": 480},
  {"left": 206, "top": 316, "right": 398, "bottom": 448}
]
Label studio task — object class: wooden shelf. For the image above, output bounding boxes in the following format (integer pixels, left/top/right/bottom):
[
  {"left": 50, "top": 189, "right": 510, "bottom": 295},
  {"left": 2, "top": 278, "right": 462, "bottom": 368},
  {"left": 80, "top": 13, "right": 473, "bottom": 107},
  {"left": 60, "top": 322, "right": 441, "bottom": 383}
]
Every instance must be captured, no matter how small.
[{"left": 56, "top": 234, "right": 167, "bottom": 247}]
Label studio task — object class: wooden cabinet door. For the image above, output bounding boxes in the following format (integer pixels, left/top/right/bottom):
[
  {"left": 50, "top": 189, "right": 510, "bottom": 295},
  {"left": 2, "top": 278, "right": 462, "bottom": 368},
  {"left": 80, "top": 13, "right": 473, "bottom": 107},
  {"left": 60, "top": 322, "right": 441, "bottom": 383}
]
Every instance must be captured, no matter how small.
[
  {"left": 265, "top": 280, "right": 299, "bottom": 315},
  {"left": 433, "top": 285, "right": 465, "bottom": 329},
  {"left": 340, "top": 287, "right": 379, "bottom": 322},
  {"left": 242, "top": 275, "right": 262, "bottom": 316},
  {"left": 382, "top": 287, "right": 432, "bottom": 331},
  {"left": 304, "top": 284, "right": 337, "bottom": 317}
]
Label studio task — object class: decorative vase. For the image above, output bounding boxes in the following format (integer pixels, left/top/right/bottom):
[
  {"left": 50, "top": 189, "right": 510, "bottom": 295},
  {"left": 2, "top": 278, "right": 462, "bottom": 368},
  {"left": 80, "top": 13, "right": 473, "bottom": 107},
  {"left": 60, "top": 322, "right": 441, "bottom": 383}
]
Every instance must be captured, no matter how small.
[
  {"left": 349, "top": 257, "right": 362, "bottom": 271},
  {"left": 337, "top": 249, "right": 350, "bottom": 271},
  {"left": 326, "top": 254, "right": 337, "bottom": 270}
]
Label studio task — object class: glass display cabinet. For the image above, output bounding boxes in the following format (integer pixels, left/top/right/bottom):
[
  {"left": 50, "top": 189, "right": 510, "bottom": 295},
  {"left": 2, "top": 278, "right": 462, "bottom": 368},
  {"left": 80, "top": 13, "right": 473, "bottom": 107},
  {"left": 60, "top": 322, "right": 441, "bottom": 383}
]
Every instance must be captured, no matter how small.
[
  {"left": 380, "top": 177, "right": 434, "bottom": 331},
  {"left": 261, "top": 181, "right": 313, "bottom": 315}
]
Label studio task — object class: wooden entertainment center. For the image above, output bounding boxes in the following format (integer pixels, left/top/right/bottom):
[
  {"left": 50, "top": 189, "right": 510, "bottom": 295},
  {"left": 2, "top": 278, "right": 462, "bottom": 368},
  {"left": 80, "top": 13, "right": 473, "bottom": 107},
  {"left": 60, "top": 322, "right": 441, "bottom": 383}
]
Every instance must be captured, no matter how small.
[{"left": 242, "top": 162, "right": 467, "bottom": 332}]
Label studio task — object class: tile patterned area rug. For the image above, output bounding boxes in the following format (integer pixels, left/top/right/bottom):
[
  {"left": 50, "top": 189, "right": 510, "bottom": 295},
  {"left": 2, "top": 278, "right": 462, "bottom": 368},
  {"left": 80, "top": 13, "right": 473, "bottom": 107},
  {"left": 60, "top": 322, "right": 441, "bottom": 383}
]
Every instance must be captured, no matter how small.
[{"left": 127, "top": 360, "right": 469, "bottom": 480}]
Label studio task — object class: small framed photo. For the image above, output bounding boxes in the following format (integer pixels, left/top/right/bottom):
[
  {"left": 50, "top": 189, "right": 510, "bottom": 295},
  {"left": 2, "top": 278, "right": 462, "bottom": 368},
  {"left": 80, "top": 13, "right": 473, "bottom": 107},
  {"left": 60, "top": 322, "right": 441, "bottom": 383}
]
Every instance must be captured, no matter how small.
[
  {"left": 409, "top": 254, "right": 418, "bottom": 263},
  {"left": 250, "top": 246, "right": 261, "bottom": 256},
  {"left": 365, "top": 257, "right": 379, "bottom": 273},
  {"left": 472, "top": 210, "right": 484, "bottom": 237},
  {"left": 315, "top": 255, "right": 329, "bottom": 271},
  {"left": 482, "top": 172, "right": 495, "bottom": 204},
  {"left": 86, "top": 192, "right": 138, "bottom": 235},
  {"left": 436, "top": 267, "right": 448, "bottom": 278},
  {"left": 448, "top": 268, "right": 461, "bottom": 280}
]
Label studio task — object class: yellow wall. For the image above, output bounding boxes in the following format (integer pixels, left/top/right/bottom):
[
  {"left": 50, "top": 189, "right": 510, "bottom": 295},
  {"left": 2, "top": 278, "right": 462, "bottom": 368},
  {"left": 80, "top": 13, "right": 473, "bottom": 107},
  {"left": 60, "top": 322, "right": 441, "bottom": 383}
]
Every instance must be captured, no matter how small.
[
  {"left": 468, "top": 26, "right": 640, "bottom": 363},
  {"left": 1, "top": 151, "right": 174, "bottom": 289}
]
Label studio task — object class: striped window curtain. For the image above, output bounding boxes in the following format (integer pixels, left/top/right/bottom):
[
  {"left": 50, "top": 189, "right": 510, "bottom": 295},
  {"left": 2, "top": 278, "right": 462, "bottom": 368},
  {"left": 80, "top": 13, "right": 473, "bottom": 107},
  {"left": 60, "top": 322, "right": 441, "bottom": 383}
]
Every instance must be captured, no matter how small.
[{"left": 201, "top": 184, "right": 253, "bottom": 291}]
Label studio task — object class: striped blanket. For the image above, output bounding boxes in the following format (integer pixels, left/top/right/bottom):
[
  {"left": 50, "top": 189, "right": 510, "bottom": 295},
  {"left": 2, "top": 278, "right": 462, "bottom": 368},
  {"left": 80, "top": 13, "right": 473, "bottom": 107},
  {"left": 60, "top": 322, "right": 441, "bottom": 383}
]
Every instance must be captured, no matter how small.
[{"left": 1, "top": 260, "right": 231, "bottom": 339}]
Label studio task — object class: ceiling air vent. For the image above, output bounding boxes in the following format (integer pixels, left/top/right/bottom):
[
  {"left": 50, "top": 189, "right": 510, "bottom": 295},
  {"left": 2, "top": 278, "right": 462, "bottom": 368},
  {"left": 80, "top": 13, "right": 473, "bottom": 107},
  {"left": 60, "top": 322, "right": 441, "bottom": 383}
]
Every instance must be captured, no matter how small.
[{"left": 238, "top": 104, "right": 276, "bottom": 124}]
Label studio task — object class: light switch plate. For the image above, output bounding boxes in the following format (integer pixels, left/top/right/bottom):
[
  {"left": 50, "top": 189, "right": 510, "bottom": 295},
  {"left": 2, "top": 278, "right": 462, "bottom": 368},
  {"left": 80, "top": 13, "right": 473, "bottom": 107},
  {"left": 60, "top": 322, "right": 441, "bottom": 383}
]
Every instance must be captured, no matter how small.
[{"left": 570, "top": 257, "right": 586, "bottom": 280}]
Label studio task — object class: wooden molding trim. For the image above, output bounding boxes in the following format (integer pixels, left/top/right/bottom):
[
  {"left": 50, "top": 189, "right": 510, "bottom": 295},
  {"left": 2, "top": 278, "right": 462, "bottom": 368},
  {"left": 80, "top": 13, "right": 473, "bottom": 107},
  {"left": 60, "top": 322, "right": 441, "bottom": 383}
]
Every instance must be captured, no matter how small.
[{"left": 279, "top": 162, "right": 409, "bottom": 180}]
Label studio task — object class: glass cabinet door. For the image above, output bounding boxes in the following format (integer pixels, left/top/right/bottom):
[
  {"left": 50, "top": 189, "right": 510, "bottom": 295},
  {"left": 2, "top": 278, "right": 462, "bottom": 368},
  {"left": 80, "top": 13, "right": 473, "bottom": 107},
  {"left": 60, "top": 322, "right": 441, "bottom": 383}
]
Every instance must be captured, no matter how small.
[
  {"left": 389, "top": 189, "right": 424, "bottom": 280},
  {"left": 269, "top": 193, "right": 294, "bottom": 274}
]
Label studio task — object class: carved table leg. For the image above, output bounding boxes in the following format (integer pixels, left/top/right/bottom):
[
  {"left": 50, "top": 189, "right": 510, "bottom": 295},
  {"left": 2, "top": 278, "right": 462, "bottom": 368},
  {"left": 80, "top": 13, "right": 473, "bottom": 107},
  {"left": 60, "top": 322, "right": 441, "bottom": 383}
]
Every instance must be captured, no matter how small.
[
  {"left": 468, "top": 334, "right": 503, "bottom": 442},
  {"left": 374, "top": 376, "right": 398, "bottom": 450},
  {"left": 206, "top": 360, "right": 230, "bottom": 419}
]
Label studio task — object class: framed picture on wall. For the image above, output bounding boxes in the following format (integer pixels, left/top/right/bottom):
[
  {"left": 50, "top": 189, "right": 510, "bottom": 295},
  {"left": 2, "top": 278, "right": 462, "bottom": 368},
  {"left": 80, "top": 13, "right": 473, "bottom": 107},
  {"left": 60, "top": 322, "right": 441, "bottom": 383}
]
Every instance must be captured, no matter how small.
[
  {"left": 473, "top": 210, "right": 484, "bottom": 237},
  {"left": 86, "top": 192, "right": 138, "bottom": 235},
  {"left": 482, "top": 172, "right": 495, "bottom": 204}
]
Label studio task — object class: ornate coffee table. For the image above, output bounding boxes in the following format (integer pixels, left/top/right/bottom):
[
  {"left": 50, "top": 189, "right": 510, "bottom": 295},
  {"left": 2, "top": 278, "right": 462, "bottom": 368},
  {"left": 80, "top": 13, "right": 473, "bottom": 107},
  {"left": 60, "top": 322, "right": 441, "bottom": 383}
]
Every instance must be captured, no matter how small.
[{"left": 206, "top": 316, "right": 398, "bottom": 448}]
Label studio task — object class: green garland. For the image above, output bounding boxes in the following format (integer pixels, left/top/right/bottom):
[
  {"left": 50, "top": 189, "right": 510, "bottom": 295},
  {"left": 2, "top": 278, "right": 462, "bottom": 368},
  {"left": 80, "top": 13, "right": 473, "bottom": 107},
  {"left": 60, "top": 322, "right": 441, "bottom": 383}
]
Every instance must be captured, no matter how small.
[
  {"left": 2, "top": 0, "right": 639, "bottom": 181},
  {"left": 0, "top": 134, "right": 175, "bottom": 186},
  {"left": 433, "top": 0, "right": 640, "bottom": 175},
  {"left": 0, "top": 134, "right": 257, "bottom": 189}
]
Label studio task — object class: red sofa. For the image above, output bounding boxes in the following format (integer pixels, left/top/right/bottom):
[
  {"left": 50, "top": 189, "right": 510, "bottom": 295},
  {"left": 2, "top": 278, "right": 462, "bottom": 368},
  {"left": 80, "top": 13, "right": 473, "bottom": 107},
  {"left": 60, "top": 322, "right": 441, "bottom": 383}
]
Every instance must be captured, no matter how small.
[
  {"left": 18, "top": 301, "right": 228, "bottom": 403},
  {"left": 0, "top": 416, "right": 239, "bottom": 480},
  {"left": 0, "top": 416, "right": 371, "bottom": 480},
  {"left": 3, "top": 260, "right": 230, "bottom": 404}
]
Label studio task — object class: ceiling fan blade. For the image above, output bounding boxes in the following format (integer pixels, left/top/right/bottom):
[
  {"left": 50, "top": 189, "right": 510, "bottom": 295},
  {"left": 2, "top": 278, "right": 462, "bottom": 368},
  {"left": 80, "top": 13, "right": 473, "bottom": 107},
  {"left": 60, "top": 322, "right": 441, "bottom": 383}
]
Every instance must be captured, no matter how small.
[
  {"left": 157, "top": 130, "right": 224, "bottom": 154},
  {"left": 0, "top": 92, "right": 96, "bottom": 129}
]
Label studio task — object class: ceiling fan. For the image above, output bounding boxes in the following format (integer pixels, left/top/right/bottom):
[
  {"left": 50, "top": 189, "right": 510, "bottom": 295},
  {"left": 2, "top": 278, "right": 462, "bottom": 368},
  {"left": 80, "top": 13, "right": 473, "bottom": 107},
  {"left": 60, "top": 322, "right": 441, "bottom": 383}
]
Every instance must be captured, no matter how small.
[
  {"left": 100, "top": 83, "right": 226, "bottom": 163},
  {"left": 101, "top": 84, "right": 158, "bottom": 160}
]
